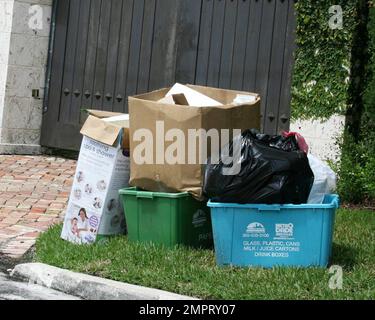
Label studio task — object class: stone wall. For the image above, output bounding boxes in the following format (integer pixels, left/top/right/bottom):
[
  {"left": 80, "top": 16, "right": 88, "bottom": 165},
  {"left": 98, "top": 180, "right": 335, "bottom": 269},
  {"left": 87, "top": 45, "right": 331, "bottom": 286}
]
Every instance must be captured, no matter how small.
[
  {"left": 0, "top": 0, "right": 13, "bottom": 133},
  {"left": 0, "top": 0, "right": 52, "bottom": 154}
]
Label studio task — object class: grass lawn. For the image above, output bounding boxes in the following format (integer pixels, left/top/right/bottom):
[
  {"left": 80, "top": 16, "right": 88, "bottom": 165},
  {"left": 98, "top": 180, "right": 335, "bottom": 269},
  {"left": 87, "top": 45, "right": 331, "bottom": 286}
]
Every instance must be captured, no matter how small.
[{"left": 34, "top": 209, "right": 374, "bottom": 300}]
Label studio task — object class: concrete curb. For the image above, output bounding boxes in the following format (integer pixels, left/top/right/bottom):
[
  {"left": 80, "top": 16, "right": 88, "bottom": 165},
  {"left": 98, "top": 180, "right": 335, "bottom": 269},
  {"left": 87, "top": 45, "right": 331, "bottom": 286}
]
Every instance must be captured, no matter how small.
[
  {"left": 0, "top": 272, "right": 81, "bottom": 300},
  {"left": 11, "top": 263, "right": 198, "bottom": 300}
]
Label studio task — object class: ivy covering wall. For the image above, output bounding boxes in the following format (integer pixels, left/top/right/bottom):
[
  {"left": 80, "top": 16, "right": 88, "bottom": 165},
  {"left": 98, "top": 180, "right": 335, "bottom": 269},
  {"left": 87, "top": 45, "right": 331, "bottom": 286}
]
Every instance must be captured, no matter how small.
[
  {"left": 362, "top": 5, "right": 375, "bottom": 142},
  {"left": 337, "top": 3, "right": 375, "bottom": 203},
  {"left": 291, "top": 1, "right": 374, "bottom": 203},
  {"left": 291, "top": 0, "right": 359, "bottom": 120}
]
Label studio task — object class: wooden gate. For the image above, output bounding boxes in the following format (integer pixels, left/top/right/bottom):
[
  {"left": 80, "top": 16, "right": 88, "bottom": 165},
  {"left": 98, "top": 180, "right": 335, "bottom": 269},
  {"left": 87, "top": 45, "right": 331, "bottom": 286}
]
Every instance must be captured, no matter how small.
[{"left": 41, "top": 0, "right": 296, "bottom": 150}]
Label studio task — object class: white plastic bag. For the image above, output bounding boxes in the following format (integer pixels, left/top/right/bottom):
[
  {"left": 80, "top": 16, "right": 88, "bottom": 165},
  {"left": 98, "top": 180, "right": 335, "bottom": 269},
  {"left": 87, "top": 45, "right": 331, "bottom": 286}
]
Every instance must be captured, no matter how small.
[{"left": 307, "top": 154, "right": 337, "bottom": 204}]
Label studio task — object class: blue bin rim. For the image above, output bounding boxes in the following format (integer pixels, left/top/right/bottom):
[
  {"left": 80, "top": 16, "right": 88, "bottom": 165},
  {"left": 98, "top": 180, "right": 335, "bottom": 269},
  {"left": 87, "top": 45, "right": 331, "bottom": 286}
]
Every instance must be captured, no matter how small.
[{"left": 208, "top": 194, "right": 340, "bottom": 210}]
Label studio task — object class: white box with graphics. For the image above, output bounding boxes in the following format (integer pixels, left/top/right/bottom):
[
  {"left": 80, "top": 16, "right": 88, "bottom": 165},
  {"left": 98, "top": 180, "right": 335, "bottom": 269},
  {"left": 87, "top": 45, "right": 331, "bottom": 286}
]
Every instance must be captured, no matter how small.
[{"left": 61, "top": 111, "right": 130, "bottom": 244}]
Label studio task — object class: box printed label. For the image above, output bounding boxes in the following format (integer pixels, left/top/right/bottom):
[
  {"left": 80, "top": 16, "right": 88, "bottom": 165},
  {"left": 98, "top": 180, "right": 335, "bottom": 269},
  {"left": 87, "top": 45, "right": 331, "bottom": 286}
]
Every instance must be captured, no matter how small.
[
  {"left": 242, "top": 222, "right": 300, "bottom": 258},
  {"left": 61, "top": 203, "right": 100, "bottom": 244},
  {"left": 192, "top": 209, "right": 207, "bottom": 228},
  {"left": 243, "top": 222, "right": 269, "bottom": 238},
  {"left": 275, "top": 223, "right": 294, "bottom": 240},
  {"left": 61, "top": 136, "right": 130, "bottom": 244}
]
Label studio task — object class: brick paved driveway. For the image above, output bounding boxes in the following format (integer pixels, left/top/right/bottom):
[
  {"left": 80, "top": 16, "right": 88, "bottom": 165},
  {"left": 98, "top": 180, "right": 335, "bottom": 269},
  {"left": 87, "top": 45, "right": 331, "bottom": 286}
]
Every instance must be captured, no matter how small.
[{"left": 0, "top": 156, "right": 76, "bottom": 259}]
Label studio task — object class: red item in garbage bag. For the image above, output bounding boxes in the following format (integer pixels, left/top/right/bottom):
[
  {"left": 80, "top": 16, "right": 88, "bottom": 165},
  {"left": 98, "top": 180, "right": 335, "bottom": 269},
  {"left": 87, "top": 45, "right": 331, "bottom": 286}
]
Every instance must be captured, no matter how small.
[{"left": 282, "top": 131, "right": 309, "bottom": 154}]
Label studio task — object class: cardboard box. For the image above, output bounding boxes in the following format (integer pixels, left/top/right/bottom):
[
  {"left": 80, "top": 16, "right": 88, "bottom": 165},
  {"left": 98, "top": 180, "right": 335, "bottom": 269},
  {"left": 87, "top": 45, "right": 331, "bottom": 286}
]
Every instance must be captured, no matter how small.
[
  {"left": 128, "top": 84, "right": 261, "bottom": 199},
  {"left": 61, "top": 110, "right": 130, "bottom": 244}
]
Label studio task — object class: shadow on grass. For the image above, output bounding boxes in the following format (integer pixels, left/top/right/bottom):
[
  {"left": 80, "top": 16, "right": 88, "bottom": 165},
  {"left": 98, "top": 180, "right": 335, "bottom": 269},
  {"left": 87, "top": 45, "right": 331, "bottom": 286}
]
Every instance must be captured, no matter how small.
[{"left": 330, "top": 243, "right": 357, "bottom": 271}]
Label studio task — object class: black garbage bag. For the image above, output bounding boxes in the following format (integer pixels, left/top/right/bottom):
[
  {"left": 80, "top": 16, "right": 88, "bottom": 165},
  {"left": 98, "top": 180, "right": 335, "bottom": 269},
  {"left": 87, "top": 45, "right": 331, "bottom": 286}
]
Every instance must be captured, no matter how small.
[{"left": 203, "top": 129, "right": 314, "bottom": 204}]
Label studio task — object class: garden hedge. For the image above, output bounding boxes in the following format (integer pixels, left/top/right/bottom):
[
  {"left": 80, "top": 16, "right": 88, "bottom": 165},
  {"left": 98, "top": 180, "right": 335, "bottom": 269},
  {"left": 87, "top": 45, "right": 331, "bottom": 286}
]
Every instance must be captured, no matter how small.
[
  {"left": 291, "top": 0, "right": 359, "bottom": 120},
  {"left": 292, "top": 1, "right": 375, "bottom": 203}
]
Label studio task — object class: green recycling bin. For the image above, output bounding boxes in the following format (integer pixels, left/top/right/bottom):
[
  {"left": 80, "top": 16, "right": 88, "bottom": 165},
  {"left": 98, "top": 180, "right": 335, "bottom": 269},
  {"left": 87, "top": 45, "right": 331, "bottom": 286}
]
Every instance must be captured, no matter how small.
[{"left": 119, "top": 187, "right": 213, "bottom": 248}]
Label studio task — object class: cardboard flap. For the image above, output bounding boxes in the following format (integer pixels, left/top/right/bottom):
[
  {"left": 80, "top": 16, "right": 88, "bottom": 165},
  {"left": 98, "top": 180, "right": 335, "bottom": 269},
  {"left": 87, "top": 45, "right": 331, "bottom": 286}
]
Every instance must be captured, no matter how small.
[
  {"left": 186, "top": 84, "right": 260, "bottom": 105},
  {"left": 86, "top": 109, "right": 124, "bottom": 119},
  {"left": 132, "top": 84, "right": 260, "bottom": 107},
  {"left": 158, "top": 95, "right": 176, "bottom": 105},
  {"left": 80, "top": 115, "right": 122, "bottom": 146},
  {"left": 157, "top": 93, "right": 189, "bottom": 106},
  {"left": 166, "top": 83, "right": 223, "bottom": 107}
]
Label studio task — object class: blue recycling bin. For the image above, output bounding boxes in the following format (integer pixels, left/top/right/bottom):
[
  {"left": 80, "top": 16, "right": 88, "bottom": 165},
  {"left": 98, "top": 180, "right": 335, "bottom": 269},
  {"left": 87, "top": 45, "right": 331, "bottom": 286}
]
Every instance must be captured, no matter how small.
[{"left": 208, "top": 194, "right": 340, "bottom": 268}]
